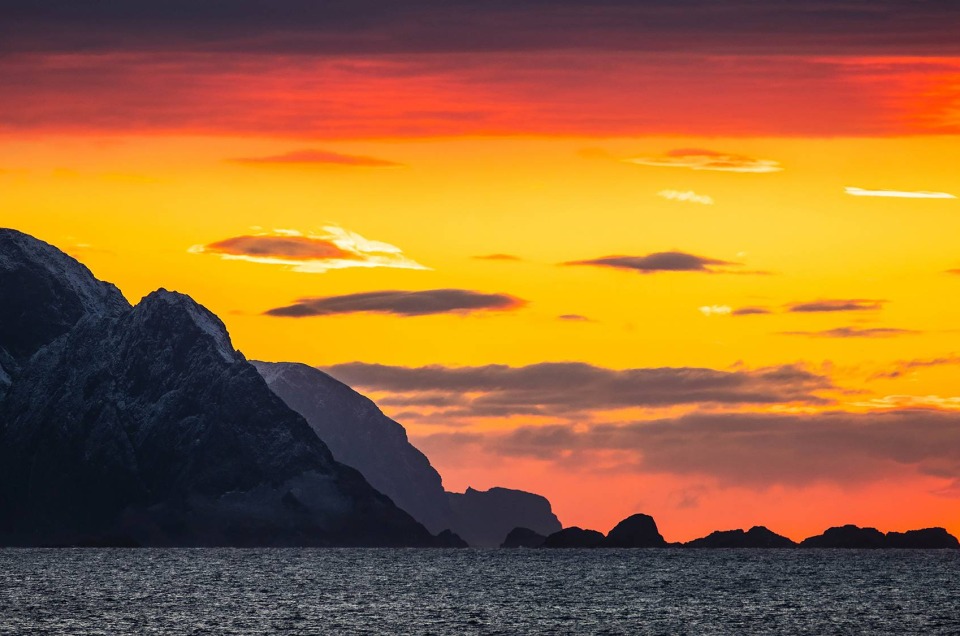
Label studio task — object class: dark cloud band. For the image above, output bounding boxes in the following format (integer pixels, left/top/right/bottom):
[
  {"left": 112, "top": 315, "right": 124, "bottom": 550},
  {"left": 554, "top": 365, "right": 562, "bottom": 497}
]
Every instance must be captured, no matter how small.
[
  {"left": 564, "top": 251, "right": 739, "bottom": 274},
  {"left": 323, "top": 361, "right": 833, "bottom": 412},
  {"left": 266, "top": 289, "right": 525, "bottom": 317}
]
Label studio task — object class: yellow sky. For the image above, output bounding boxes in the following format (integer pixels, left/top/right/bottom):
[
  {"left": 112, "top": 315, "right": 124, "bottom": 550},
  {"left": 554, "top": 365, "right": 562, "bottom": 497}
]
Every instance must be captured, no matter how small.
[
  {"left": 3, "top": 134, "right": 959, "bottom": 378},
  {"left": 5, "top": 132, "right": 960, "bottom": 538}
]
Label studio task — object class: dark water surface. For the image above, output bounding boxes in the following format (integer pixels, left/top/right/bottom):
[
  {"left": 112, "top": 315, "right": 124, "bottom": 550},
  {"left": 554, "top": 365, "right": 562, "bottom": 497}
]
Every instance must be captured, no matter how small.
[{"left": 1, "top": 548, "right": 958, "bottom": 634}]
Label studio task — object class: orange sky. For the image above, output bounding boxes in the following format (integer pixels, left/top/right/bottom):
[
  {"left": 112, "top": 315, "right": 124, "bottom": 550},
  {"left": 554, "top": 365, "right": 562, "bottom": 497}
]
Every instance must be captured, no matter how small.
[{"left": 2, "top": 2, "right": 960, "bottom": 541}]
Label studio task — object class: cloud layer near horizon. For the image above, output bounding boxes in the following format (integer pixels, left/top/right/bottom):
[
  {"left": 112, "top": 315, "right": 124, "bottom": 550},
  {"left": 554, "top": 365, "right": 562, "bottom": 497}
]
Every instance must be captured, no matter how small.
[
  {"left": 266, "top": 289, "right": 525, "bottom": 317},
  {"left": 191, "top": 227, "right": 427, "bottom": 273},
  {"left": 415, "top": 409, "right": 960, "bottom": 492},
  {"left": 323, "top": 361, "right": 834, "bottom": 418}
]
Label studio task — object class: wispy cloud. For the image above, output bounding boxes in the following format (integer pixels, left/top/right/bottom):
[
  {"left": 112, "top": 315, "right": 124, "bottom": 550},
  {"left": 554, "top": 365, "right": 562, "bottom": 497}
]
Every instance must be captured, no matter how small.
[
  {"left": 190, "top": 227, "right": 427, "bottom": 273},
  {"left": 845, "top": 186, "right": 956, "bottom": 199},
  {"left": 699, "top": 305, "right": 732, "bottom": 317},
  {"left": 558, "top": 314, "right": 593, "bottom": 322},
  {"left": 658, "top": 189, "right": 714, "bottom": 205},
  {"left": 732, "top": 306, "right": 772, "bottom": 316},
  {"left": 853, "top": 395, "right": 960, "bottom": 410},
  {"left": 265, "top": 289, "right": 525, "bottom": 317},
  {"left": 625, "top": 149, "right": 782, "bottom": 173},
  {"left": 787, "top": 299, "right": 885, "bottom": 313},
  {"left": 781, "top": 327, "right": 919, "bottom": 338},
  {"left": 229, "top": 149, "right": 401, "bottom": 167},
  {"left": 565, "top": 251, "right": 743, "bottom": 274},
  {"left": 870, "top": 355, "right": 960, "bottom": 380}
]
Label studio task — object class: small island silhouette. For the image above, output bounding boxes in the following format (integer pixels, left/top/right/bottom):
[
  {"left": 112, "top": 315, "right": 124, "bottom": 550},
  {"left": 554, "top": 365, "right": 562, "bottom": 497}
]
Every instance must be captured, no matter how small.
[{"left": 504, "top": 515, "right": 959, "bottom": 550}]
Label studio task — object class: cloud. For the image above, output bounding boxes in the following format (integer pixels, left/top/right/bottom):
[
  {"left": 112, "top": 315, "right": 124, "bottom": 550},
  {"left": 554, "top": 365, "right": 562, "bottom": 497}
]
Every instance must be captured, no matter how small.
[
  {"left": 624, "top": 149, "right": 782, "bottom": 173},
  {"left": 228, "top": 149, "right": 401, "bottom": 167},
  {"left": 782, "top": 327, "right": 920, "bottom": 338},
  {"left": 4, "top": 51, "right": 959, "bottom": 140},
  {"left": 323, "top": 362, "right": 834, "bottom": 416},
  {"left": 564, "top": 251, "right": 741, "bottom": 274},
  {"left": 948, "top": 269, "right": 960, "bottom": 275},
  {"left": 557, "top": 314, "right": 592, "bottom": 322},
  {"left": 787, "top": 299, "right": 885, "bottom": 313},
  {"left": 732, "top": 306, "right": 772, "bottom": 316},
  {"left": 699, "top": 305, "right": 732, "bottom": 317},
  {"left": 190, "top": 226, "right": 427, "bottom": 273},
  {"left": 424, "top": 409, "right": 960, "bottom": 488},
  {"left": 845, "top": 186, "right": 956, "bottom": 199},
  {"left": 658, "top": 189, "right": 714, "bottom": 205},
  {"left": 5, "top": 2, "right": 960, "bottom": 57},
  {"left": 473, "top": 254, "right": 523, "bottom": 262},
  {"left": 265, "top": 289, "right": 526, "bottom": 317},
  {"left": 871, "top": 355, "right": 960, "bottom": 380},
  {"left": 853, "top": 395, "right": 960, "bottom": 410}
]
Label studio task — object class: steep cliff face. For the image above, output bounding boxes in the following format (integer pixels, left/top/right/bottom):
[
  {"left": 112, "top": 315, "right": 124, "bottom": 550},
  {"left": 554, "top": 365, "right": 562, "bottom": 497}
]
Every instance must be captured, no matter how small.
[
  {"left": 253, "top": 361, "right": 454, "bottom": 533},
  {"left": 0, "top": 230, "right": 439, "bottom": 546},
  {"left": 446, "top": 487, "right": 563, "bottom": 548}
]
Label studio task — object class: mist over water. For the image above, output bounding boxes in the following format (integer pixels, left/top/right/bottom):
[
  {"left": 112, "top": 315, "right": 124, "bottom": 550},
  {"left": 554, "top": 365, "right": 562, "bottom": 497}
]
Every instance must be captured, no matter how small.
[{"left": 2, "top": 548, "right": 958, "bottom": 634}]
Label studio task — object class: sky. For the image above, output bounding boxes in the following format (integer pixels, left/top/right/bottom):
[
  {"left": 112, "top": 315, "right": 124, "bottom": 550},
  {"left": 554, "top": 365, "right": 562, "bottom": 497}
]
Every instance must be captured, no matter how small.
[{"left": 2, "top": 0, "right": 960, "bottom": 542}]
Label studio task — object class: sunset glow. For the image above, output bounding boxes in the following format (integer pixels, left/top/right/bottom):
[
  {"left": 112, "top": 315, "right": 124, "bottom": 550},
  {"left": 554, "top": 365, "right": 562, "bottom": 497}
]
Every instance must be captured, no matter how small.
[{"left": 4, "top": 1, "right": 960, "bottom": 542}]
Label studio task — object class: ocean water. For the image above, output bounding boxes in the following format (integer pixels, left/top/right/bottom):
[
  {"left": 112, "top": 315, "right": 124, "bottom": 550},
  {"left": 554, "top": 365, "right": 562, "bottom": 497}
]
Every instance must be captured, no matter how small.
[{"left": 1, "top": 548, "right": 958, "bottom": 635}]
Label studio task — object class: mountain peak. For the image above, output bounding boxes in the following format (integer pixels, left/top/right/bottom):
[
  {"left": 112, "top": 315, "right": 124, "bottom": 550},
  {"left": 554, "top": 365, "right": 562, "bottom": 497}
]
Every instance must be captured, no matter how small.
[
  {"left": 132, "top": 289, "right": 238, "bottom": 364},
  {"left": 0, "top": 227, "right": 129, "bottom": 362}
]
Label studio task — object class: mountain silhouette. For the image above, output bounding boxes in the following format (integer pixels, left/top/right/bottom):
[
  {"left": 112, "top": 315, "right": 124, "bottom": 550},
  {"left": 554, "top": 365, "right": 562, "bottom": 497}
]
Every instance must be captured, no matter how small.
[
  {"left": 253, "top": 361, "right": 454, "bottom": 534},
  {"left": 542, "top": 526, "right": 605, "bottom": 548},
  {"left": 602, "top": 513, "right": 668, "bottom": 548},
  {"left": 801, "top": 525, "right": 959, "bottom": 549},
  {"left": 446, "top": 487, "right": 562, "bottom": 547},
  {"left": 686, "top": 526, "right": 797, "bottom": 548},
  {"left": 500, "top": 527, "right": 548, "bottom": 548},
  {"left": 0, "top": 229, "right": 442, "bottom": 547}
]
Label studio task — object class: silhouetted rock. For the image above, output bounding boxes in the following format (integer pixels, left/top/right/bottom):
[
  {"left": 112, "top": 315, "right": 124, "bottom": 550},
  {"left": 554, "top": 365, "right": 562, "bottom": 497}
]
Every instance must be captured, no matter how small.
[
  {"left": 686, "top": 526, "right": 797, "bottom": 548},
  {"left": 800, "top": 525, "right": 887, "bottom": 549},
  {"left": 253, "top": 361, "right": 453, "bottom": 534},
  {"left": 601, "top": 513, "right": 667, "bottom": 548},
  {"left": 542, "top": 527, "right": 605, "bottom": 548},
  {"left": 434, "top": 529, "right": 469, "bottom": 548},
  {"left": 446, "top": 487, "right": 562, "bottom": 547},
  {"left": 886, "top": 528, "right": 959, "bottom": 549},
  {"left": 0, "top": 230, "right": 443, "bottom": 547},
  {"left": 501, "top": 527, "right": 547, "bottom": 548},
  {"left": 0, "top": 228, "right": 128, "bottom": 364}
]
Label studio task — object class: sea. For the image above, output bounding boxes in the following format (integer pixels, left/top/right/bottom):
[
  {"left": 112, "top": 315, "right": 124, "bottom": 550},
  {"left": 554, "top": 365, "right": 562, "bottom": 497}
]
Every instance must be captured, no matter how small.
[{"left": 1, "top": 548, "right": 958, "bottom": 635}]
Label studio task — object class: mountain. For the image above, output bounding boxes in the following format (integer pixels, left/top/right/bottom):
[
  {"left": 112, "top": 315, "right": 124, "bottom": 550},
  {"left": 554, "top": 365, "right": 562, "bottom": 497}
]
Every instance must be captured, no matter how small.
[
  {"left": 0, "top": 228, "right": 129, "bottom": 397},
  {"left": 252, "top": 361, "right": 453, "bottom": 534},
  {"left": 501, "top": 527, "right": 548, "bottom": 548},
  {"left": 602, "top": 513, "right": 668, "bottom": 548},
  {"left": 686, "top": 526, "right": 797, "bottom": 548},
  {"left": 542, "top": 527, "right": 605, "bottom": 548},
  {"left": 801, "top": 525, "right": 959, "bottom": 549},
  {"left": 0, "top": 229, "right": 441, "bottom": 547},
  {"left": 446, "top": 487, "right": 563, "bottom": 548},
  {"left": 800, "top": 525, "right": 888, "bottom": 549},
  {"left": 886, "top": 528, "right": 959, "bottom": 549}
]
